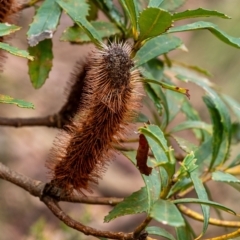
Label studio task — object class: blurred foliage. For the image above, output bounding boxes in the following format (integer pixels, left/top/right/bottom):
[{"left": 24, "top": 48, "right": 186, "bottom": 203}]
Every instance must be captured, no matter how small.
[{"left": 1, "top": 0, "right": 240, "bottom": 239}]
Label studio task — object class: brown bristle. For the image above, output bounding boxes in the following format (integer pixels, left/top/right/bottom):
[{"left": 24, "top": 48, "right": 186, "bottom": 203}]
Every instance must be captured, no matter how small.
[
  {"left": 46, "top": 42, "right": 143, "bottom": 195},
  {"left": 0, "top": 0, "right": 21, "bottom": 71},
  {"left": 59, "top": 61, "right": 87, "bottom": 128}
]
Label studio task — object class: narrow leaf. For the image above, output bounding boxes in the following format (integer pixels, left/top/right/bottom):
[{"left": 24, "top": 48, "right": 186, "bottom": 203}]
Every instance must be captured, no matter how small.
[
  {"left": 104, "top": 187, "right": 148, "bottom": 222},
  {"left": 172, "top": 8, "right": 231, "bottom": 21},
  {"left": 150, "top": 199, "right": 185, "bottom": 227},
  {"left": 172, "top": 135, "right": 198, "bottom": 153},
  {"left": 175, "top": 226, "right": 192, "bottom": 240},
  {"left": 212, "top": 171, "right": 240, "bottom": 184},
  {"left": 28, "top": 39, "right": 53, "bottom": 89},
  {"left": 27, "top": 0, "right": 61, "bottom": 46},
  {"left": 190, "top": 172, "right": 209, "bottom": 239},
  {"left": 222, "top": 94, "right": 240, "bottom": 121},
  {"left": 0, "top": 23, "right": 20, "bottom": 36},
  {"left": 160, "top": 0, "right": 187, "bottom": 11},
  {"left": 0, "top": 42, "right": 34, "bottom": 60},
  {"left": 56, "top": 0, "right": 101, "bottom": 46},
  {"left": 173, "top": 198, "right": 235, "bottom": 215},
  {"left": 0, "top": 94, "right": 34, "bottom": 109},
  {"left": 168, "top": 21, "right": 240, "bottom": 49},
  {"left": 170, "top": 121, "right": 212, "bottom": 134},
  {"left": 138, "top": 8, "right": 172, "bottom": 41},
  {"left": 122, "top": 151, "right": 161, "bottom": 212},
  {"left": 60, "top": 21, "right": 121, "bottom": 43},
  {"left": 146, "top": 226, "right": 176, "bottom": 240},
  {"left": 134, "top": 35, "right": 182, "bottom": 67},
  {"left": 148, "top": 0, "right": 164, "bottom": 8},
  {"left": 119, "top": 0, "right": 139, "bottom": 38}
]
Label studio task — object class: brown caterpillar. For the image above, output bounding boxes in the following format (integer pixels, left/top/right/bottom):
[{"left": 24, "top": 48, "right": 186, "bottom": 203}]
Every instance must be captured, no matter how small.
[
  {"left": 0, "top": 0, "right": 21, "bottom": 71},
  {"left": 46, "top": 42, "right": 143, "bottom": 195}
]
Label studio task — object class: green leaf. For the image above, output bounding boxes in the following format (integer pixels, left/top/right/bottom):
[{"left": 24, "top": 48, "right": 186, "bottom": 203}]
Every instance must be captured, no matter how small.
[
  {"left": 0, "top": 94, "right": 34, "bottom": 109},
  {"left": 150, "top": 199, "right": 185, "bottom": 227},
  {"left": 160, "top": 0, "right": 187, "bottom": 11},
  {"left": 146, "top": 226, "right": 176, "bottom": 240},
  {"left": 231, "top": 122, "right": 240, "bottom": 144},
  {"left": 56, "top": 0, "right": 102, "bottom": 46},
  {"left": 190, "top": 172, "right": 209, "bottom": 239},
  {"left": 0, "top": 23, "right": 21, "bottom": 37},
  {"left": 86, "top": 0, "right": 98, "bottom": 21},
  {"left": 138, "top": 8, "right": 172, "bottom": 41},
  {"left": 172, "top": 8, "right": 231, "bottom": 21},
  {"left": 222, "top": 94, "right": 240, "bottom": 121},
  {"left": 122, "top": 151, "right": 161, "bottom": 212},
  {"left": 60, "top": 21, "right": 121, "bottom": 43},
  {"left": 175, "top": 226, "right": 191, "bottom": 240},
  {"left": 181, "top": 100, "right": 208, "bottom": 140},
  {"left": 170, "top": 121, "right": 212, "bottom": 134},
  {"left": 134, "top": 35, "right": 182, "bottom": 67},
  {"left": 119, "top": 0, "right": 139, "bottom": 38},
  {"left": 172, "top": 135, "right": 198, "bottom": 153},
  {"left": 144, "top": 83, "right": 163, "bottom": 115},
  {"left": 194, "top": 137, "right": 212, "bottom": 165},
  {"left": 27, "top": 0, "right": 61, "bottom": 46},
  {"left": 176, "top": 152, "right": 198, "bottom": 178},
  {"left": 148, "top": 0, "right": 164, "bottom": 8},
  {"left": 168, "top": 177, "right": 192, "bottom": 198},
  {"left": 0, "top": 42, "right": 34, "bottom": 60},
  {"left": 176, "top": 73, "right": 231, "bottom": 168},
  {"left": 212, "top": 171, "right": 240, "bottom": 192},
  {"left": 168, "top": 21, "right": 240, "bottom": 49},
  {"left": 28, "top": 39, "right": 53, "bottom": 89},
  {"left": 104, "top": 187, "right": 148, "bottom": 222},
  {"left": 139, "top": 124, "right": 175, "bottom": 178},
  {"left": 136, "top": 112, "right": 148, "bottom": 122},
  {"left": 94, "top": 0, "right": 124, "bottom": 31},
  {"left": 228, "top": 154, "right": 240, "bottom": 168},
  {"left": 172, "top": 198, "right": 236, "bottom": 215}
]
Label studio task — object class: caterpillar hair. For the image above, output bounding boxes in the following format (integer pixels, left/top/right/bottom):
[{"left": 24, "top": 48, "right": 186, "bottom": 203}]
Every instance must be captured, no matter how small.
[
  {"left": 0, "top": 0, "right": 21, "bottom": 71},
  {"left": 46, "top": 42, "right": 143, "bottom": 195}
]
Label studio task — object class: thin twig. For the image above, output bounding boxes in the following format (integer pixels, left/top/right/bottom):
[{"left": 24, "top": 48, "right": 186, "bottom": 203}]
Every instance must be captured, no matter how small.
[
  {"left": 133, "top": 216, "right": 152, "bottom": 239},
  {"left": 0, "top": 114, "right": 61, "bottom": 128},
  {"left": 0, "top": 161, "right": 122, "bottom": 205},
  {"left": 42, "top": 196, "right": 134, "bottom": 240},
  {"left": 179, "top": 204, "right": 240, "bottom": 228},
  {"left": 204, "top": 228, "right": 240, "bottom": 240}
]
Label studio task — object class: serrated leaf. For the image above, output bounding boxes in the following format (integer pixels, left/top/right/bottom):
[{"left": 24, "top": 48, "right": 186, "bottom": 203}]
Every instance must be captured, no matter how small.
[
  {"left": 170, "top": 121, "right": 212, "bottom": 134},
  {"left": 56, "top": 0, "right": 101, "bottom": 46},
  {"left": 168, "top": 177, "right": 192, "bottom": 198},
  {"left": 28, "top": 39, "right": 53, "bottom": 89},
  {"left": 122, "top": 151, "right": 161, "bottom": 212},
  {"left": 181, "top": 100, "right": 208, "bottom": 140},
  {"left": 138, "top": 8, "right": 172, "bottom": 41},
  {"left": 104, "top": 187, "right": 148, "bottom": 222},
  {"left": 195, "top": 137, "right": 212, "bottom": 165},
  {"left": 134, "top": 35, "right": 182, "bottom": 67},
  {"left": 94, "top": 0, "right": 124, "bottom": 30},
  {"left": 86, "top": 0, "right": 98, "bottom": 21},
  {"left": 119, "top": 0, "right": 138, "bottom": 38},
  {"left": 60, "top": 21, "right": 121, "bottom": 43},
  {"left": 139, "top": 124, "right": 175, "bottom": 178},
  {"left": 148, "top": 0, "right": 164, "bottom": 7},
  {"left": 172, "top": 8, "right": 231, "bottom": 21},
  {"left": 231, "top": 122, "right": 240, "bottom": 144},
  {"left": 159, "top": 0, "right": 187, "bottom": 11},
  {"left": 176, "top": 74, "right": 231, "bottom": 168},
  {"left": 168, "top": 21, "right": 240, "bottom": 49},
  {"left": 27, "top": 0, "right": 61, "bottom": 46},
  {"left": 190, "top": 172, "right": 209, "bottom": 239},
  {"left": 150, "top": 199, "right": 185, "bottom": 227},
  {"left": 172, "top": 198, "right": 236, "bottom": 215},
  {"left": 146, "top": 226, "right": 176, "bottom": 240},
  {"left": 212, "top": 171, "right": 240, "bottom": 192},
  {"left": 172, "top": 135, "right": 198, "bottom": 153},
  {"left": 222, "top": 94, "right": 240, "bottom": 121},
  {"left": 0, "top": 42, "right": 34, "bottom": 60},
  {"left": 0, "top": 23, "right": 20, "bottom": 36},
  {"left": 0, "top": 94, "right": 34, "bottom": 109}
]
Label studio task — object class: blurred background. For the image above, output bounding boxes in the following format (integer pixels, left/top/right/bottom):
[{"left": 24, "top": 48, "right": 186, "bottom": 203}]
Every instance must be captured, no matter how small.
[{"left": 0, "top": 0, "right": 240, "bottom": 239}]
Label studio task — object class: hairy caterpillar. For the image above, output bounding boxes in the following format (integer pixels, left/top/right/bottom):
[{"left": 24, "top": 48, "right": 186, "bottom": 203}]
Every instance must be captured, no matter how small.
[
  {"left": 0, "top": 0, "right": 21, "bottom": 71},
  {"left": 46, "top": 42, "right": 143, "bottom": 195}
]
